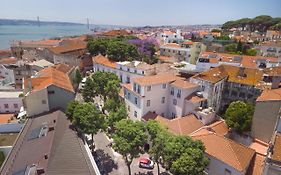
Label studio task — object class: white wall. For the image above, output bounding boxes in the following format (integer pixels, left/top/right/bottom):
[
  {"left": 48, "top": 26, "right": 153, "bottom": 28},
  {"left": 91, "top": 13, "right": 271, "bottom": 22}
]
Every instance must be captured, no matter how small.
[
  {"left": 24, "top": 88, "right": 49, "bottom": 116},
  {"left": 93, "top": 64, "right": 145, "bottom": 84},
  {"left": 0, "top": 97, "right": 22, "bottom": 113},
  {"left": 0, "top": 65, "right": 15, "bottom": 84},
  {"left": 206, "top": 155, "right": 244, "bottom": 175},
  {"left": 142, "top": 83, "right": 170, "bottom": 117}
]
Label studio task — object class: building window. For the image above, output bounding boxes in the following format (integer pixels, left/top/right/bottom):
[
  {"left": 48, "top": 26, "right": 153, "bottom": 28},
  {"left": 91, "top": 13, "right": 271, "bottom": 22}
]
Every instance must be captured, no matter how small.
[
  {"left": 14, "top": 104, "right": 18, "bottom": 108},
  {"left": 4, "top": 104, "right": 9, "bottom": 109},
  {"left": 42, "top": 100, "right": 47, "bottom": 104},
  {"left": 127, "top": 68, "right": 130, "bottom": 71},
  {"left": 224, "top": 169, "right": 231, "bottom": 175},
  {"left": 162, "top": 97, "right": 165, "bottom": 104},
  {"left": 48, "top": 90, "right": 55, "bottom": 94},
  {"left": 128, "top": 106, "right": 130, "bottom": 112},
  {"left": 147, "top": 100, "right": 150, "bottom": 107},
  {"left": 134, "top": 111, "right": 137, "bottom": 118},
  {"left": 147, "top": 86, "right": 151, "bottom": 91},
  {"left": 162, "top": 84, "right": 166, "bottom": 89},
  {"left": 142, "top": 71, "right": 144, "bottom": 75},
  {"left": 128, "top": 93, "right": 131, "bottom": 99},
  {"left": 134, "top": 69, "right": 137, "bottom": 73},
  {"left": 171, "top": 87, "right": 174, "bottom": 95},
  {"left": 173, "top": 99, "right": 177, "bottom": 105},
  {"left": 201, "top": 85, "right": 205, "bottom": 91},
  {"left": 177, "top": 89, "right": 181, "bottom": 98},
  {"left": 135, "top": 97, "right": 138, "bottom": 105},
  {"left": 172, "top": 113, "right": 176, "bottom": 119},
  {"left": 133, "top": 83, "right": 137, "bottom": 92},
  {"left": 137, "top": 85, "right": 140, "bottom": 94},
  {"left": 126, "top": 76, "right": 130, "bottom": 83}
]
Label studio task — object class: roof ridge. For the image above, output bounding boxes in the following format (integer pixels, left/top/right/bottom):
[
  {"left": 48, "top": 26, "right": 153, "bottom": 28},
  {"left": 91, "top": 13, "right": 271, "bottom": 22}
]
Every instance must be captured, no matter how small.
[{"left": 226, "top": 137, "right": 243, "bottom": 171}]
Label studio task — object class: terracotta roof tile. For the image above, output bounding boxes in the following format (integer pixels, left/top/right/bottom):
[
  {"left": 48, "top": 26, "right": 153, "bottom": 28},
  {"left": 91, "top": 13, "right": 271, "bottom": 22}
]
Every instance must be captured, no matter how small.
[
  {"left": 171, "top": 79, "right": 199, "bottom": 89},
  {"left": 192, "top": 132, "right": 255, "bottom": 172},
  {"left": 52, "top": 63, "right": 73, "bottom": 74},
  {"left": 49, "top": 42, "right": 86, "bottom": 55},
  {"left": 185, "top": 94, "right": 207, "bottom": 104},
  {"left": 207, "top": 120, "right": 229, "bottom": 136},
  {"left": 193, "top": 65, "right": 264, "bottom": 86},
  {"left": 25, "top": 65, "right": 74, "bottom": 93},
  {"left": 0, "top": 114, "right": 14, "bottom": 124},
  {"left": 162, "top": 43, "right": 181, "bottom": 48},
  {"left": 256, "top": 88, "right": 281, "bottom": 101},
  {"left": 142, "top": 112, "right": 159, "bottom": 121},
  {"left": 272, "top": 133, "right": 281, "bottom": 162},
  {"left": 93, "top": 55, "right": 117, "bottom": 69},
  {"left": 0, "top": 57, "right": 17, "bottom": 65},
  {"left": 133, "top": 73, "right": 177, "bottom": 86},
  {"left": 156, "top": 114, "right": 203, "bottom": 136}
]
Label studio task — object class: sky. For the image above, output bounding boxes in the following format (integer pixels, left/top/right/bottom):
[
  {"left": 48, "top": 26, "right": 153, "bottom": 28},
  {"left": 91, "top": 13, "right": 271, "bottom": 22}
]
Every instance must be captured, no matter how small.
[{"left": 0, "top": 0, "right": 281, "bottom": 26}]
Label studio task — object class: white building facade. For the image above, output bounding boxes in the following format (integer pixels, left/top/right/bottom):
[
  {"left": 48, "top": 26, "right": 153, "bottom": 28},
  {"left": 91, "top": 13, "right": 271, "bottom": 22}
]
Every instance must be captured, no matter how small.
[{"left": 0, "top": 91, "right": 23, "bottom": 113}]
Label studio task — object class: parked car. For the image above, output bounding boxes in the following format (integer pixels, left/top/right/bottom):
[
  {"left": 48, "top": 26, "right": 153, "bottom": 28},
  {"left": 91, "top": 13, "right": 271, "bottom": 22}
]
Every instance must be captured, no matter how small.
[{"left": 139, "top": 157, "right": 154, "bottom": 169}]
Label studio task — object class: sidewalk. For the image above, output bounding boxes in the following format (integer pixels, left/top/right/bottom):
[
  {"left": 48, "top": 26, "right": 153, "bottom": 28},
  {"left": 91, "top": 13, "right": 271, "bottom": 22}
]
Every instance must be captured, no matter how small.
[{"left": 93, "top": 132, "right": 170, "bottom": 175}]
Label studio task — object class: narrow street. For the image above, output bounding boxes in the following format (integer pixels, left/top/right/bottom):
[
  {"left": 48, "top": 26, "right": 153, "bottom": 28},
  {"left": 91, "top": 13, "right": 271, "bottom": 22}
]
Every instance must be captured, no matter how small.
[{"left": 93, "top": 132, "right": 169, "bottom": 175}]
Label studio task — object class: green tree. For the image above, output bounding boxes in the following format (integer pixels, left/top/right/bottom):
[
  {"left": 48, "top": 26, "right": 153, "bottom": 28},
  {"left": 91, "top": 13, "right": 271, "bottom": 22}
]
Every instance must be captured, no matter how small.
[
  {"left": 170, "top": 149, "right": 209, "bottom": 175},
  {"left": 73, "top": 102, "right": 106, "bottom": 151},
  {"left": 236, "top": 40, "right": 243, "bottom": 52},
  {"left": 87, "top": 38, "right": 109, "bottom": 56},
  {"left": 65, "top": 100, "right": 79, "bottom": 121},
  {"left": 74, "top": 69, "right": 82, "bottom": 84},
  {"left": 82, "top": 72, "right": 120, "bottom": 103},
  {"left": 225, "top": 43, "right": 237, "bottom": 53},
  {"left": 107, "top": 104, "right": 128, "bottom": 131},
  {"left": 245, "top": 48, "right": 257, "bottom": 56},
  {"left": 107, "top": 41, "right": 139, "bottom": 62},
  {"left": 113, "top": 119, "right": 147, "bottom": 175},
  {"left": 162, "top": 135, "right": 206, "bottom": 170},
  {"left": 146, "top": 120, "right": 170, "bottom": 175},
  {"left": 225, "top": 101, "right": 254, "bottom": 133},
  {"left": 211, "top": 29, "right": 221, "bottom": 33},
  {"left": 82, "top": 77, "right": 95, "bottom": 102}
]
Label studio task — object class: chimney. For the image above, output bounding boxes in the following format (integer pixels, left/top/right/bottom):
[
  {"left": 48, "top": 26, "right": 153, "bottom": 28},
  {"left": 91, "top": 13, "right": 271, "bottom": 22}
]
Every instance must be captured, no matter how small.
[{"left": 238, "top": 66, "right": 246, "bottom": 77}]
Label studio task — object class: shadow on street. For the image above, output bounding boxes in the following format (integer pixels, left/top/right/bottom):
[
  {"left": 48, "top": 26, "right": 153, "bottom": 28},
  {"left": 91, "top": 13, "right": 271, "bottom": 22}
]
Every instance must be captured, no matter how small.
[{"left": 94, "top": 149, "right": 118, "bottom": 175}]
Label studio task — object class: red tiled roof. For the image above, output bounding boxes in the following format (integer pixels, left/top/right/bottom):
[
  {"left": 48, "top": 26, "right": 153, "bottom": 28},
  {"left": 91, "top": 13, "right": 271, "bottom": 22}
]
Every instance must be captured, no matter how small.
[
  {"left": 49, "top": 42, "right": 86, "bottom": 55},
  {"left": 92, "top": 55, "right": 117, "bottom": 69},
  {"left": 156, "top": 114, "right": 203, "bottom": 136},
  {"left": 133, "top": 74, "right": 178, "bottom": 86},
  {"left": 0, "top": 57, "right": 17, "bottom": 65},
  {"left": 192, "top": 132, "right": 255, "bottom": 172},
  {"left": 24, "top": 65, "right": 74, "bottom": 93}
]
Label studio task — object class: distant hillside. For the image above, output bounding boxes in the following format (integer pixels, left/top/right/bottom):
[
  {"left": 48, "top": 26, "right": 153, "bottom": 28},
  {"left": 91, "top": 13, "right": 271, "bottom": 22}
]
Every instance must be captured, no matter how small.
[
  {"left": 0, "top": 19, "right": 84, "bottom": 26},
  {"left": 222, "top": 15, "right": 281, "bottom": 32}
]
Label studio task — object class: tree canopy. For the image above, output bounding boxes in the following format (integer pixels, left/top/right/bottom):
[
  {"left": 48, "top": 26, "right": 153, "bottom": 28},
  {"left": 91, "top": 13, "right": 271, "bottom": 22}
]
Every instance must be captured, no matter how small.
[
  {"left": 225, "top": 101, "right": 254, "bottom": 133},
  {"left": 65, "top": 100, "right": 79, "bottom": 121},
  {"left": 82, "top": 71, "right": 120, "bottom": 102},
  {"left": 72, "top": 102, "right": 106, "bottom": 150},
  {"left": 113, "top": 119, "right": 147, "bottom": 175},
  {"left": 222, "top": 15, "right": 281, "bottom": 32}
]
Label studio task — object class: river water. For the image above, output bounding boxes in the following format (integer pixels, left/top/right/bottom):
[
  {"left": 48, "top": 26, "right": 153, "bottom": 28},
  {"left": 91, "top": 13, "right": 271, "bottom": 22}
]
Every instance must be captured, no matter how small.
[{"left": 0, "top": 25, "right": 91, "bottom": 49}]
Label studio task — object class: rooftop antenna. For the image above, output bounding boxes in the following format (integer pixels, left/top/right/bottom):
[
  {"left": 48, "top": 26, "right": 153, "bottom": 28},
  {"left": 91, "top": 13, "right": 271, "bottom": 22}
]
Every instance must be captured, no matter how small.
[{"left": 37, "top": 16, "right": 40, "bottom": 27}]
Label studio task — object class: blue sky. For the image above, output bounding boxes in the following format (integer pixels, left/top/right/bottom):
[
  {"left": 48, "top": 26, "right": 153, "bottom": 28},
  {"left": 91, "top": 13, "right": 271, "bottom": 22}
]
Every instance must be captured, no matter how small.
[{"left": 0, "top": 0, "right": 281, "bottom": 26}]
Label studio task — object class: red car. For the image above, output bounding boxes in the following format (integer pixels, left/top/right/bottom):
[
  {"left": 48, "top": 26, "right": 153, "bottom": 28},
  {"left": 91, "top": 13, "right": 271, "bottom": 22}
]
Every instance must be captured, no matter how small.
[{"left": 139, "top": 157, "right": 154, "bottom": 169}]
